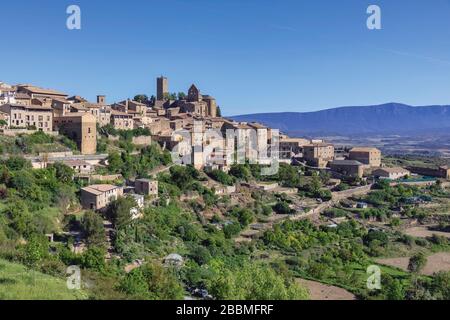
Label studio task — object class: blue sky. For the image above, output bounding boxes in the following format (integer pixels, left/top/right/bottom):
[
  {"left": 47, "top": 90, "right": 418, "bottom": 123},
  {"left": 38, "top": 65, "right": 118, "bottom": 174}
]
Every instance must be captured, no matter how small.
[{"left": 1, "top": 0, "right": 450, "bottom": 115}]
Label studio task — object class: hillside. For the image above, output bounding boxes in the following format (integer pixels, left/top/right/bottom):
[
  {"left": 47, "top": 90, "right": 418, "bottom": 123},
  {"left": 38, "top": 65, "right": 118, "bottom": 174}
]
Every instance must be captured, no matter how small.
[
  {"left": 0, "top": 259, "right": 87, "bottom": 300},
  {"left": 231, "top": 103, "right": 450, "bottom": 136}
]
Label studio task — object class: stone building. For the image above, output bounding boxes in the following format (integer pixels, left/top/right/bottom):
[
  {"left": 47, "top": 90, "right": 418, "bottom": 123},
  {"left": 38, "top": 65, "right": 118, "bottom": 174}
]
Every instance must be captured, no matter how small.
[
  {"left": 279, "top": 137, "right": 310, "bottom": 160},
  {"left": 303, "top": 142, "right": 335, "bottom": 168},
  {"left": 80, "top": 184, "right": 123, "bottom": 211},
  {"left": 329, "top": 160, "right": 364, "bottom": 178},
  {"left": 407, "top": 166, "right": 450, "bottom": 180},
  {"left": 135, "top": 179, "right": 159, "bottom": 196},
  {"left": 157, "top": 76, "right": 169, "bottom": 101},
  {"left": 16, "top": 85, "right": 68, "bottom": 100},
  {"left": 174, "top": 84, "right": 218, "bottom": 118},
  {"left": 110, "top": 110, "right": 134, "bottom": 130},
  {"left": 349, "top": 147, "right": 381, "bottom": 167},
  {"left": 0, "top": 103, "right": 53, "bottom": 132},
  {"left": 53, "top": 112, "right": 97, "bottom": 155},
  {"left": 373, "top": 167, "right": 410, "bottom": 180}
]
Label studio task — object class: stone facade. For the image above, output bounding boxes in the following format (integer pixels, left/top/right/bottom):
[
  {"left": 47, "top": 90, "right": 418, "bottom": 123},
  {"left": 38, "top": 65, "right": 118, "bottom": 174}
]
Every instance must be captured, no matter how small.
[
  {"left": 303, "top": 143, "right": 335, "bottom": 168},
  {"left": 157, "top": 76, "right": 169, "bottom": 101},
  {"left": 349, "top": 147, "right": 382, "bottom": 167},
  {"left": 0, "top": 103, "right": 53, "bottom": 132},
  {"left": 53, "top": 112, "right": 97, "bottom": 155},
  {"left": 373, "top": 167, "right": 410, "bottom": 180},
  {"left": 81, "top": 184, "right": 123, "bottom": 211},
  {"left": 110, "top": 110, "right": 134, "bottom": 130},
  {"left": 135, "top": 179, "right": 158, "bottom": 196},
  {"left": 329, "top": 160, "right": 364, "bottom": 178}
]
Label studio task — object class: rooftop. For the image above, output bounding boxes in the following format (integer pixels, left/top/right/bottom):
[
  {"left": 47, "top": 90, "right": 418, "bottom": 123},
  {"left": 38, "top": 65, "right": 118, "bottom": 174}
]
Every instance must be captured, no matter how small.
[
  {"left": 331, "top": 160, "right": 363, "bottom": 166},
  {"left": 350, "top": 147, "right": 380, "bottom": 152},
  {"left": 82, "top": 184, "right": 120, "bottom": 195},
  {"left": 304, "top": 142, "right": 333, "bottom": 148},
  {"left": 6, "top": 103, "right": 52, "bottom": 111},
  {"left": 18, "top": 85, "right": 68, "bottom": 97}
]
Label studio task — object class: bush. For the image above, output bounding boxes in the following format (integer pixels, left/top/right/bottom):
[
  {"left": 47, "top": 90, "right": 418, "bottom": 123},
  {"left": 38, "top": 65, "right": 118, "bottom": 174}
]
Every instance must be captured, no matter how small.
[
  {"left": 207, "top": 170, "right": 235, "bottom": 186},
  {"left": 223, "top": 223, "right": 242, "bottom": 239},
  {"left": 324, "top": 208, "right": 348, "bottom": 218},
  {"left": 273, "top": 202, "right": 294, "bottom": 215},
  {"left": 364, "top": 230, "right": 389, "bottom": 247}
]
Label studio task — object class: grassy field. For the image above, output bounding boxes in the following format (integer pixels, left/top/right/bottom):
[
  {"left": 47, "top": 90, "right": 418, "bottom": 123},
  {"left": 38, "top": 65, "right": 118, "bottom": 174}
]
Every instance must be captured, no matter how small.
[{"left": 0, "top": 259, "right": 87, "bottom": 300}]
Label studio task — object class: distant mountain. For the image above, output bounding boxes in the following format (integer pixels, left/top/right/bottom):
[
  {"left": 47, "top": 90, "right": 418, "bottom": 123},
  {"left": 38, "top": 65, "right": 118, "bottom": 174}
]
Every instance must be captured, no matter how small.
[{"left": 230, "top": 103, "right": 450, "bottom": 137}]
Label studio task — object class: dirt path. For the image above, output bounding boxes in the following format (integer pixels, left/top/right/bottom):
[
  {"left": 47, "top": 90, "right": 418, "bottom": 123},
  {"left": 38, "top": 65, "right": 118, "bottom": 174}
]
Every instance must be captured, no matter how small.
[
  {"left": 149, "top": 164, "right": 174, "bottom": 177},
  {"left": 297, "top": 279, "right": 356, "bottom": 300}
]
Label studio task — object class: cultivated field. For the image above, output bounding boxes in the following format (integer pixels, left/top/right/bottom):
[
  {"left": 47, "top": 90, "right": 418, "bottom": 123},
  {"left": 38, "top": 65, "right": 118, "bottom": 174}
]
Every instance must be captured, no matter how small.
[
  {"left": 296, "top": 279, "right": 356, "bottom": 300},
  {"left": 404, "top": 226, "right": 450, "bottom": 239},
  {"left": 376, "top": 252, "right": 450, "bottom": 276}
]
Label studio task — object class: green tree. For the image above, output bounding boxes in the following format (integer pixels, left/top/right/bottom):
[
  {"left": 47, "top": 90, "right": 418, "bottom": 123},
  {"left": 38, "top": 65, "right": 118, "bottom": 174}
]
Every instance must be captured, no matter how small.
[
  {"left": 4, "top": 156, "right": 31, "bottom": 171},
  {"left": 229, "top": 165, "right": 251, "bottom": 181},
  {"left": 273, "top": 202, "right": 293, "bottom": 215},
  {"left": 50, "top": 162, "right": 75, "bottom": 184},
  {"left": 22, "top": 235, "right": 49, "bottom": 267},
  {"left": 82, "top": 211, "right": 106, "bottom": 247},
  {"left": 5, "top": 198, "right": 33, "bottom": 236},
  {"left": 81, "top": 246, "right": 106, "bottom": 271},
  {"left": 121, "top": 262, "right": 184, "bottom": 300},
  {"left": 208, "top": 262, "right": 309, "bottom": 300},
  {"left": 134, "top": 94, "right": 149, "bottom": 103},
  {"left": 107, "top": 152, "right": 124, "bottom": 174},
  {"left": 177, "top": 92, "right": 186, "bottom": 100},
  {"left": 106, "top": 196, "right": 137, "bottom": 229},
  {"left": 408, "top": 253, "right": 427, "bottom": 274}
]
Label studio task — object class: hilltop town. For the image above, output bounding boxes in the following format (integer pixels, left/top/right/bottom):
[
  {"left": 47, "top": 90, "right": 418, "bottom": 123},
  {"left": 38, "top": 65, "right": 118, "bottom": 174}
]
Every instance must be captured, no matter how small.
[{"left": 0, "top": 77, "right": 450, "bottom": 300}]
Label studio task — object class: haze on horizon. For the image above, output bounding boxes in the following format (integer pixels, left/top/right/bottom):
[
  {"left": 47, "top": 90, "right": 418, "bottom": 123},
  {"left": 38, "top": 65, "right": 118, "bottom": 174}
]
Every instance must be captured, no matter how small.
[{"left": 1, "top": 0, "right": 450, "bottom": 116}]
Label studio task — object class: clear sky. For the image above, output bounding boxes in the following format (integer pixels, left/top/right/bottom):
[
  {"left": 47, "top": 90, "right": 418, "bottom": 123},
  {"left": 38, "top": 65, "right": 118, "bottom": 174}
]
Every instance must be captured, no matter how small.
[{"left": 1, "top": 0, "right": 450, "bottom": 115}]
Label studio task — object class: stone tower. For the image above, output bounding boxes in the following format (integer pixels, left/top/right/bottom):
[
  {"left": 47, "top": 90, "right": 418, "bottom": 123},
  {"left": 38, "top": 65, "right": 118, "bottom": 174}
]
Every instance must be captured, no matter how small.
[
  {"left": 97, "top": 95, "right": 106, "bottom": 104},
  {"left": 187, "top": 84, "right": 201, "bottom": 102},
  {"left": 157, "top": 76, "right": 169, "bottom": 101}
]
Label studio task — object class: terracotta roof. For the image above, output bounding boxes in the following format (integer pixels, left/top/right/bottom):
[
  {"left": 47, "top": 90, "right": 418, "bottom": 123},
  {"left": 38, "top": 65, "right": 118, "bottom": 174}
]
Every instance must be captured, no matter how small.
[
  {"left": 18, "top": 85, "right": 67, "bottom": 97},
  {"left": 82, "top": 184, "right": 120, "bottom": 195},
  {"left": 7, "top": 103, "right": 52, "bottom": 111},
  {"left": 111, "top": 110, "right": 132, "bottom": 116},
  {"left": 304, "top": 142, "right": 334, "bottom": 148},
  {"left": 350, "top": 147, "right": 380, "bottom": 152},
  {"left": 331, "top": 160, "right": 363, "bottom": 166},
  {"left": 67, "top": 95, "right": 87, "bottom": 102}
]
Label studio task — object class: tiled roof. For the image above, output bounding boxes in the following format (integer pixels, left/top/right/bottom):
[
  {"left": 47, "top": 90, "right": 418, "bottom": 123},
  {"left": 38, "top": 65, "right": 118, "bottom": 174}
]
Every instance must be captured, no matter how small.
[
  {"left": 350, "top": 147, "right": 380, "bottom": 152},
  {"left": 82, "top": 184, "right": 119, "bottom": 195},
  {"left": 18, "top": 85, "right": 67, "bottom": 96}
]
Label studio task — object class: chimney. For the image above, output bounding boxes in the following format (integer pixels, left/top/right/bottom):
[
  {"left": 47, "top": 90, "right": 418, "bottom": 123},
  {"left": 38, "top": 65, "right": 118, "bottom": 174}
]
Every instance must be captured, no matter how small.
[{"left": 97, "top": 95, "right": 106, "bottom": 104}]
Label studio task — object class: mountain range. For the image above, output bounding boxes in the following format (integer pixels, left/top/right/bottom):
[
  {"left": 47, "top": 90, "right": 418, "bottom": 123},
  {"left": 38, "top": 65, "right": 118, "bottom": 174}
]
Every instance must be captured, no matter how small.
[{"left": 230, "top": 103, "right": 450, "bottom": 137}]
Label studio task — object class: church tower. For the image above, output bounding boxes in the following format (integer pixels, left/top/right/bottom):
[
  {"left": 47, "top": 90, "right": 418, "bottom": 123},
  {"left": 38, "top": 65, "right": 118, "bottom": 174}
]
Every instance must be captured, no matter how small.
[{"left": 157, "top": 76, "right": 169, "bottom": 101}]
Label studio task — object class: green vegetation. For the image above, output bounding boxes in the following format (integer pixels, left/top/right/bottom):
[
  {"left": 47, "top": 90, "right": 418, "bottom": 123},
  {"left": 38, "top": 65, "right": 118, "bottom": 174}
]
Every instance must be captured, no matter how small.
[
  {"left": 0, "top": 258, "right": 87, "bottom": 300},
  {"left": 0, "top": 131, "right": 75, "bottom": 155},
  {"left": 104, "top": 143, "right": 172, "bottom": 179},
  {"left": 0, "top": 136, "right": 449, "bottom": 301}
]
